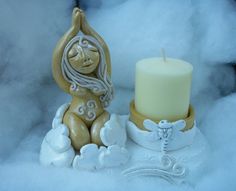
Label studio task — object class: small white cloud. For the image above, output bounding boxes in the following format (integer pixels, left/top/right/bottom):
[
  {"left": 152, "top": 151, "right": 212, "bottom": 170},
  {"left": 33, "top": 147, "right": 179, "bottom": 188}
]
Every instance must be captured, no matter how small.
[
  {"left": 45, "top": 124, "right": 71, "bottom": 153},
  {"left": 99, "top": 145, "right": 130, "bottom": 168},
  {"left": 73, "top": 144, "right": 129, "bottom": 171},
  {"left": 40, "top": 124, "right": 75, "bottom": 167},
  {"left": 52, "top": 103, "right": 70, "bottom": 129},
  {"left": 73, "top": 144, "right": 104, "bottom": 171},
  {"left": 100, "top": 114, "right": 127, "bottom": 147}
]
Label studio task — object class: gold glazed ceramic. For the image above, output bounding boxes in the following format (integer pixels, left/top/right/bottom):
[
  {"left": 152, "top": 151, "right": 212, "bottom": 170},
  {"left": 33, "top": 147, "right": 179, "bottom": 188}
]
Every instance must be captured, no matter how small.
[
  {"left": 52, "top": 8, "right": 113, "bottom": 151},
  {"left": 129, "top": 100, "right": 195, "bottom": 132}
]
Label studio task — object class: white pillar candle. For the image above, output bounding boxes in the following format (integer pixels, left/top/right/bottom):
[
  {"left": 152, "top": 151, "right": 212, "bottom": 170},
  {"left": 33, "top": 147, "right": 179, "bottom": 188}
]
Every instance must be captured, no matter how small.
[{"left": 135, "top": 57, "right": 193, "bottom": 121}]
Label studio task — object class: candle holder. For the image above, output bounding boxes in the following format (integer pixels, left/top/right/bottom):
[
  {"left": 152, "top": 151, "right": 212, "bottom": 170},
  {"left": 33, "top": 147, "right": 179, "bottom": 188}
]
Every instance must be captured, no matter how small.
[
  {"left": 127, "top": 100, "right": 196, "bottom": 151},
  {"left": 123, "top": 100, "right": 208, "bottom": 184}
]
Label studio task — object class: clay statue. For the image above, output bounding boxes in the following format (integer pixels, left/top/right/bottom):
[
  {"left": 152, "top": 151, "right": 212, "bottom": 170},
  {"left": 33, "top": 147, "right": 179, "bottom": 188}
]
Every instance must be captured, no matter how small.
[{"left": 52, "top": 8, "right": 113, "bottom": 151}]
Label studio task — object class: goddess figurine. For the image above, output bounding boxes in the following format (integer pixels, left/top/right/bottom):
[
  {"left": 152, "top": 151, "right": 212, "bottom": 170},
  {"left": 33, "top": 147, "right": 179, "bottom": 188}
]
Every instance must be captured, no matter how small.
[{"left": 52, "top": 8, "right": 113, "bottom": 150}]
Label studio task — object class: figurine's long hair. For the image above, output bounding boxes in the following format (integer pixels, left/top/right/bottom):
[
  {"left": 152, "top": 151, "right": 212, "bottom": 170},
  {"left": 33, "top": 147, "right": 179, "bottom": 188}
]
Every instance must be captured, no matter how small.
[{"left": 61, "top": 35, "right": 113, "bottom": 108}]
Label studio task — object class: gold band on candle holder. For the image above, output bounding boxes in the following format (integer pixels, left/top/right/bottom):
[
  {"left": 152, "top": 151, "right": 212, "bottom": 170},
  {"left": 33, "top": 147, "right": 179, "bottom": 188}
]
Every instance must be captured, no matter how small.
[{"left": 129, "top": 100, "right": 195, "bottom": 132}]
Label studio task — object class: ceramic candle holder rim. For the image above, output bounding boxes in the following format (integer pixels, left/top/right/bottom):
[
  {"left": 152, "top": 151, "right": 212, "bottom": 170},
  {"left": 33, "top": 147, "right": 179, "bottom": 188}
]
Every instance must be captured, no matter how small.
[{"left": 129, "top": 100, "right": 195, "bottom": 132}]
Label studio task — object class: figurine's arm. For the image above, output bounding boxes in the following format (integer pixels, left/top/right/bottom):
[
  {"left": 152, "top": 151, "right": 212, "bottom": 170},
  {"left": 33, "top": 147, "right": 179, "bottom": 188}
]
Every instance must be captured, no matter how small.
[
  {"left": 52, "top": 8, "right": 81, "bottom": 94},
  {"left": 80, "top": 12, "right": 112, "bottom": 77}
]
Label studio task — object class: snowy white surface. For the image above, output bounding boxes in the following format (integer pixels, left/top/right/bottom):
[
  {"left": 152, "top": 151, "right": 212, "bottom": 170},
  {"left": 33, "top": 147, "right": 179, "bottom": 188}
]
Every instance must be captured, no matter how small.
[{"left": 1, "top": 0, "right": 236, "bottom": 190}]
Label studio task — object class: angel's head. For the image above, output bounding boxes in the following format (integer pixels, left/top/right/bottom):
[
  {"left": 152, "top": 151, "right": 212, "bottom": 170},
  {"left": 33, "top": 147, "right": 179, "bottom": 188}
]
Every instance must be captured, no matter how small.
[{"left": 67, "top": 38, "right": 100, "bottom": 74}]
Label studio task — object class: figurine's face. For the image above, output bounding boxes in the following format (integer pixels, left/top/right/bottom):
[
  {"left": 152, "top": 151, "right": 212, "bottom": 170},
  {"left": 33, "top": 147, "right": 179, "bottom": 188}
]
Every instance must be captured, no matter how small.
[{"left": 67, "top": 41, "right": 100, "bottom": 74}]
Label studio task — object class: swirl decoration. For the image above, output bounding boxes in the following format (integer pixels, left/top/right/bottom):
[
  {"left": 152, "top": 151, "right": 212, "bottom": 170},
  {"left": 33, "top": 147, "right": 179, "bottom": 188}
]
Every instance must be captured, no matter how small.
[
  {"left": 77, "top": 100, "right": 97, "bottom": 121},
  {"left": 123, "top": 120, "right": 187, "bottom": 184},
  {"left": 61, "top": 35, "right": 113, "bottom": 108},
  {"left": 123, "top": 155, "right": 187, "bottom": 184}
]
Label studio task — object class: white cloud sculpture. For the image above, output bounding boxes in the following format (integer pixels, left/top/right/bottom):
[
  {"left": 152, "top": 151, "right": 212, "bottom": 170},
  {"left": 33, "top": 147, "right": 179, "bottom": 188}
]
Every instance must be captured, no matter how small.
[
  {"left": 39, "top": 124, "right": 75, "bottom": 167},
  {"left": 73, "top": 144, "right": 129, "bottom": 170},
  {"left": 100, "top": 114, "right": 127, "bottom": 147},
  {"left": 40, "top": 104, "right": 129, "bottom": 170}
]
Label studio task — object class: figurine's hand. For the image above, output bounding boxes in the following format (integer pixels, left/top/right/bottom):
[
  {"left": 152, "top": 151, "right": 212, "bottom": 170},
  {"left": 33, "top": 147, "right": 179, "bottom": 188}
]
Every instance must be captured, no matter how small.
[
  {"left": 71, "top": 7, "right": 82, "bottom": 32},
  {"left": 80, "top": 10, "right": 89, "bottom": 33}
]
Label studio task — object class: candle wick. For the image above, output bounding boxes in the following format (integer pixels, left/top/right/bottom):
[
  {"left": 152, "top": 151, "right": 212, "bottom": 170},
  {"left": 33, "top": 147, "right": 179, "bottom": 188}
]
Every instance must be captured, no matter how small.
[{"left": 161, "top": 48, "right": 166, "bottom": 62}]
